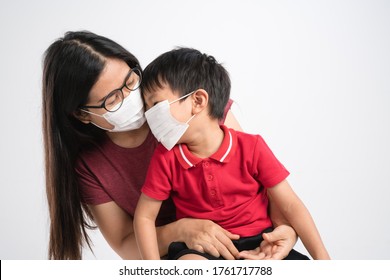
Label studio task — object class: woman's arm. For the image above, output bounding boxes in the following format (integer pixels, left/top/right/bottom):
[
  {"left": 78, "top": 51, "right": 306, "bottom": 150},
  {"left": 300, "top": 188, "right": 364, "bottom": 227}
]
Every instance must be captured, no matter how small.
[
  {"left": 89, "top": 201, "right": 180, "bottom": 259},
  {"left": 88, "top": 202, "right": 139, "bottom": 259},
  {"left": 224, "top": 110, "right": 243, "bottom": 131},
  {"left": 267, "top": 180, "right": 330, "bottom": 260},
  {"left": 89, "top": 201, "right": 240, "bottom": 259}
]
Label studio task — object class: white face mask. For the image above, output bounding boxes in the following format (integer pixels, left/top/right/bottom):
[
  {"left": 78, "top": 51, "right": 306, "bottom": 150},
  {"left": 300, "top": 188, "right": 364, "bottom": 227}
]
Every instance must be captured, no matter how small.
[
  {"left": 82, "top": 89, "right": 146, "bottom": 132},
  {"left": 145, "top": 92, "right": 195, "bottom": 150}
]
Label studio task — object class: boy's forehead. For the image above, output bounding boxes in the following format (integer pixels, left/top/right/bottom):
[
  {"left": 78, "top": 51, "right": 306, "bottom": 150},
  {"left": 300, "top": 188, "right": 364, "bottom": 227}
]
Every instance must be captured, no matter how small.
[
  {"left": 143, "top": 85, "right": 168, "bottom": 99},
  {"left": 144, "top": 85, "right": 178, "bottom": 100}
]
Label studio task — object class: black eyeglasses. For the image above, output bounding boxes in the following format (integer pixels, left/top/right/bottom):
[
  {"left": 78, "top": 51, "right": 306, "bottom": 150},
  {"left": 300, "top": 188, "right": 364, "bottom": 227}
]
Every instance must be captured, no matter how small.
[{"left": 81, "top": 67, "right": 142, "bottom": 112}]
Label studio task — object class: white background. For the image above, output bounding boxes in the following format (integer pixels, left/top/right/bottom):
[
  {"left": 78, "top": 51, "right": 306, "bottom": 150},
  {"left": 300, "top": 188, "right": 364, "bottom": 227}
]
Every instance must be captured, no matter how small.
[{"left": 0, "top": 0, "right": 389, "bottom": 260}]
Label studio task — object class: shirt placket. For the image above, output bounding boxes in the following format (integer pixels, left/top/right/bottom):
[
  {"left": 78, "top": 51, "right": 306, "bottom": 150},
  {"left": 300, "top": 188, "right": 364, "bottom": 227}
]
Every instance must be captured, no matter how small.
[{"left": 202, "top": 160, "right": 223, "bottom": 208}]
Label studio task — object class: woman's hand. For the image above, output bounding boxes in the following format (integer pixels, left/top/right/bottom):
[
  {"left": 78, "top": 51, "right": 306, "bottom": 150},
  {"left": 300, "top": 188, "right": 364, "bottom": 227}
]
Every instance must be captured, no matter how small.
[
  {"left": 238, "top": 225, "right": 297, "bottom": 260},
  {"left": 177, "top": 218, "right": 240, "bottom": 260}
]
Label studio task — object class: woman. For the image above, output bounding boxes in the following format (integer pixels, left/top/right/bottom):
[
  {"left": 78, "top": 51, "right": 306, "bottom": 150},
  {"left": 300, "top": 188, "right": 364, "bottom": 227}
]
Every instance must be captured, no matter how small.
[{"left": 42, "top": 30, "right": 301, "bottom": 260}]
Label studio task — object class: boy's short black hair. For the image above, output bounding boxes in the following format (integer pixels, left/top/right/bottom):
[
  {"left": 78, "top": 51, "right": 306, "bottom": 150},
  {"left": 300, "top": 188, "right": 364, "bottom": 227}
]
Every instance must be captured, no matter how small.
[{"left": 141, "top": 47, "right": 231, "bottom": 120}]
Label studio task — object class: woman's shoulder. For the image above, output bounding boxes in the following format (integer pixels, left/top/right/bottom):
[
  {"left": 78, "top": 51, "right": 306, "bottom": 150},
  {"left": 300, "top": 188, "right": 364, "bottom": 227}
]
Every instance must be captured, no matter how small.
[{"left": 233, "top": 128, "right": 264, "bottom": 142}]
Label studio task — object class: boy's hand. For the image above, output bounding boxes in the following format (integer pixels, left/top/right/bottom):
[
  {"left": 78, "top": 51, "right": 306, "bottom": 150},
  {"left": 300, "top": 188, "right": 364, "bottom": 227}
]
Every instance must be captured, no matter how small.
[{"left": 238, "top": 225, "right": 297, "bottom": 260}]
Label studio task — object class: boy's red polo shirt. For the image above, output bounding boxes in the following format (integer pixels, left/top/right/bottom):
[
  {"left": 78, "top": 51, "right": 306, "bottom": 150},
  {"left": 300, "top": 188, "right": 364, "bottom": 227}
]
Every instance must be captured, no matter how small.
[{"left": 142, "top": 125, "right": 289, "bottom": 237}]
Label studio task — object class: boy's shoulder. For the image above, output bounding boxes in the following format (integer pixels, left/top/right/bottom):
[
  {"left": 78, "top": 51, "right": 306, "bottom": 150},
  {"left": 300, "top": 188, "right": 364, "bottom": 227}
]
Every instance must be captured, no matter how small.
[{"left": 229, "top": 127, "right": 273, "bottom": 157}]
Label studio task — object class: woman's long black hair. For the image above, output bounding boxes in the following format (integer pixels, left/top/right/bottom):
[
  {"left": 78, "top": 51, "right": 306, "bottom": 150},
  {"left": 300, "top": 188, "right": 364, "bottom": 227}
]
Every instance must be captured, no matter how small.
[{"left": 42, "top": 31, "right": 140, "bottom": 259}]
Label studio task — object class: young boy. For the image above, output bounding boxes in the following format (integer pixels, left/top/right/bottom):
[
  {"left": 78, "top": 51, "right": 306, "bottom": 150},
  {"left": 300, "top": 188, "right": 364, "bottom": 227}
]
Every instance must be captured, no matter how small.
[{"left": 134, "top": 48, "right": 330, "bottom": 260}]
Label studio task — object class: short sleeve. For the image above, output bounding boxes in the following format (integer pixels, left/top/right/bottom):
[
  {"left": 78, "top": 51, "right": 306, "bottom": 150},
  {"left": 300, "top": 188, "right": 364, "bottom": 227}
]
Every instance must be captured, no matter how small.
[
  {"left": 141, "top": 145, "right": 173, "bottom": 201},
  {"left": 252, "top": 135, "right": 290, "bottom": 188},
  {"left": 75, "top": 158, "right": 112, "bottom": 205}
]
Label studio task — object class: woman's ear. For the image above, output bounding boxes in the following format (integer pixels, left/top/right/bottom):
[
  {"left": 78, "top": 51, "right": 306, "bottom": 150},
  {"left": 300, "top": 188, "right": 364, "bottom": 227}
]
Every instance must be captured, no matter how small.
[
  {"left": 73, "top": 109, "right": 91, "bottom": 124},
  {"left": 191, "top": 89, "right": 208, "bottom": 114}
]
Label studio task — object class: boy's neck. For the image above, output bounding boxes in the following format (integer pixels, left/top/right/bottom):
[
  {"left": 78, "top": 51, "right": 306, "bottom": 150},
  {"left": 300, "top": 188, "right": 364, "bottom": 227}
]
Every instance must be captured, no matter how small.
[{"left": 185, "top": 120, "right": 224, "bottom": 159}]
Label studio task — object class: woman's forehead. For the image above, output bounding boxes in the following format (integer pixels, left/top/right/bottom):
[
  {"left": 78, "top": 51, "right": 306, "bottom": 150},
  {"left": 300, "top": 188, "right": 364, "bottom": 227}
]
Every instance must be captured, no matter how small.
[{"left": 89, "top": 59, "right": 130, "bottom": 101}]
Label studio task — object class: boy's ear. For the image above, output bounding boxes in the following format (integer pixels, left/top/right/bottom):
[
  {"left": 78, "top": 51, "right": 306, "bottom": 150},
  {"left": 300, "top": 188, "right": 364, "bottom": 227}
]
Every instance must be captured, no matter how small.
[
  {"left": 191, "top": 89, "right": 208, "bottom": 114},
  {"left": 73, "top": 109, "right": 91, "bottom": 124}
]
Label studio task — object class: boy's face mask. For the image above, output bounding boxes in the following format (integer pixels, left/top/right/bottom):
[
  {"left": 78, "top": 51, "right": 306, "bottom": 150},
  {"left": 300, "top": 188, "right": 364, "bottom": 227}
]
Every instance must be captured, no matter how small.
[{"left": 145, "top": 91, "right": 196, "bottom": 150}]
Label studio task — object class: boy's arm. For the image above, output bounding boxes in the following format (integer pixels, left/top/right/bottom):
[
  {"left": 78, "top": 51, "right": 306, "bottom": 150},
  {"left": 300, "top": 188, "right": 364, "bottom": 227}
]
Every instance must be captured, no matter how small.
[
  {"left": 134, "top": 193, "right": 163, "bottom": 260},
  {"left": 267, "top": 180, "right": 330, "bottom": 260},
  {"left": 268, "top": 193, "right": 293, "bottom": 228}
]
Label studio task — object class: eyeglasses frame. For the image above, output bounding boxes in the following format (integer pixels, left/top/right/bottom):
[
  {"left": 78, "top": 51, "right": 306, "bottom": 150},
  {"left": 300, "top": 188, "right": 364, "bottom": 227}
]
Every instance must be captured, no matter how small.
[{"left": 80, "top": 67, "right": 142, "bottom": 113}]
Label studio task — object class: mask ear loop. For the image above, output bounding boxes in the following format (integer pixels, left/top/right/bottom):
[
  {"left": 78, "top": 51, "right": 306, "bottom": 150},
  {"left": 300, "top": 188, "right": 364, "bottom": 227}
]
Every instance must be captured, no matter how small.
[
  {"left": 169, "top": 91, "right": 196, "bottom": 105},
  {"left": 79, "top": 108, "right": 104, "bottom": 118},
  {"left": 168, "top": 90, "right": 198, "bottom": 124},
  {"left": 78, "top": 109, "right": 114, "bottom": 130},
  {"left": 186, "top": 113, "right": 196, "bottom": 124}
]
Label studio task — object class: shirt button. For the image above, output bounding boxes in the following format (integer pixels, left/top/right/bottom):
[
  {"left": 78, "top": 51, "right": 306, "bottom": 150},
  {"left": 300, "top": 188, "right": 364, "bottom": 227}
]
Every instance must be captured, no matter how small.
[
  {"left": 210, "top": 190, "right": 216, "bottom": 196},
  {"left": 203, "top": 162, "right": 209, "bottom": 167},
  {"left": 208, "top": 175, "right": 213, "bottom": 180}
]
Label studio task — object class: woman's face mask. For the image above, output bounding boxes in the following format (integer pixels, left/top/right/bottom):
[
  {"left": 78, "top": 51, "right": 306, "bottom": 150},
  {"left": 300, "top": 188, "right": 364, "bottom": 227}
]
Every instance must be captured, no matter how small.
[
  {"left": 81, "top": 88, "right": 146, "bottom": 132},
  {"left": 145, "top": 91, "right": 196, "bottom": 150}
]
